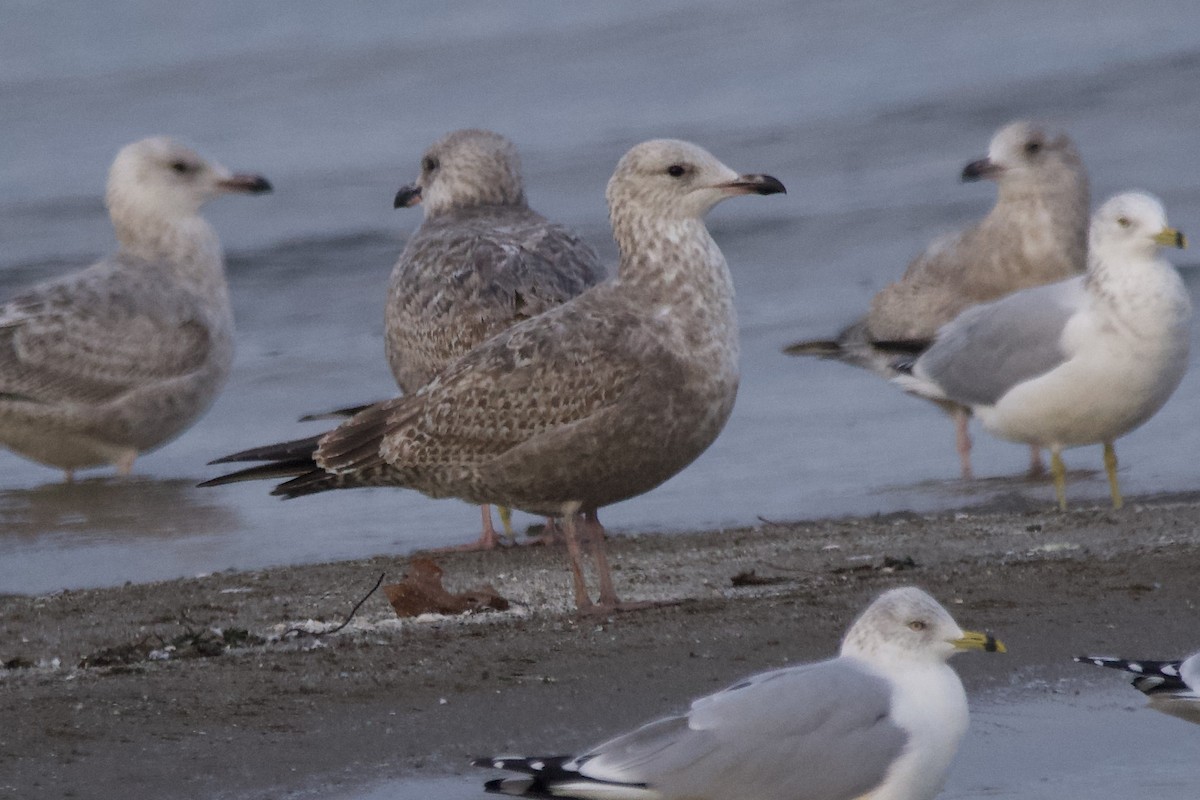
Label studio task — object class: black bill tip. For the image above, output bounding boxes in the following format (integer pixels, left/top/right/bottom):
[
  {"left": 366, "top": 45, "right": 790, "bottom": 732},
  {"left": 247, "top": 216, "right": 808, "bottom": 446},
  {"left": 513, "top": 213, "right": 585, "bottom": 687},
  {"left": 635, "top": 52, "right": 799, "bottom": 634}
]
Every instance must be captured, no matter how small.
[
  {"left": 394, "top": 184, "right": 422, "bottom": 209},
  {"left": 220, "top": 173, "right": 273, "bottom": 194}
]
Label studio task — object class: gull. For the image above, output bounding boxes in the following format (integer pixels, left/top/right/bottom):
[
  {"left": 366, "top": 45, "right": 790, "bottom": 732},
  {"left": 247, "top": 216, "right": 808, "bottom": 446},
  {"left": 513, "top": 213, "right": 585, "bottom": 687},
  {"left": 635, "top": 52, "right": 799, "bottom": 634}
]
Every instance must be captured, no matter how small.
[
  {"left": 477, "top": 586, "right": 1004, "bottom": 800},
  {"left": 202, "top": 139, "right": 785, "bottom": 611},
  {"left": 895, "top": 192, "right": 1190, "bottom": 510},
  {"left": 0, "top": 137, "right": 270, "bottom": 481},
  {"left": 310, "top": 130, "right": 605, "bottom": 549},
  {"left": 1075, "top": 650, "right": 1200, "bottom": 725},
  {"left": 785, "top": 121, "right": 1089, "bottom": 478}
]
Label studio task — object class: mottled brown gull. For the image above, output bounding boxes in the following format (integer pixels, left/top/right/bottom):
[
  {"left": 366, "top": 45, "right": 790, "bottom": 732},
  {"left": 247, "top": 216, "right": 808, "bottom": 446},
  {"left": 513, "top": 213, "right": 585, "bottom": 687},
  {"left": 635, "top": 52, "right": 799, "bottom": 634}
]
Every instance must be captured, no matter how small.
[
  {"left": 203, "top": 139, "right": 785, "bottom": 611},
  {"left": 302, "top": 131, "right": 606, "bottom": 548},
  {"left": 0, "top": 137, "right": 270, "bottom": 481},
  {"left": 895, "top": 192, "right": 1190, "bottom": 510},
  {"left": 477, "top": 587, "right": 1004, "bottom": 800},
  {"left": 395, "top": 129, "right": 606, "bottom": 548},
  {"left": 786, "top": 121, "right": 1089, "bottom": 478}
]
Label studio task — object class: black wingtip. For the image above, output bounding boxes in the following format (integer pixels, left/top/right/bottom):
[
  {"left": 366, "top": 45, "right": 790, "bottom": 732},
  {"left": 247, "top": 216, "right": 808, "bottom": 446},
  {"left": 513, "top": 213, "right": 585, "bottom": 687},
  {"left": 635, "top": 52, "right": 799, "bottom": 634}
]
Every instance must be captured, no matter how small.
[
  {"left": 207, "top": 434, "right": 325, "bottom": 465},
  {"left": 297, "top": 402, "right": 375, "bottom": 422},
  {"left": 782, "top": 339, "right": 842, "bottom": 358}
]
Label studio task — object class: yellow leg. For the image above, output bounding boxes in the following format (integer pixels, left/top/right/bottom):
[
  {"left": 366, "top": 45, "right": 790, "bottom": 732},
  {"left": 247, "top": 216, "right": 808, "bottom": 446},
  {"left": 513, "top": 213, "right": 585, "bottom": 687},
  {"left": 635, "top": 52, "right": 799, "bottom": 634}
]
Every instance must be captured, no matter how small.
[
  {"left": 497, "top": 505, "right": 514, "bottom": 539},
  {"left": 1050, "top": 447, "right": 1067, "bottom": 512},
  {"left": 1103, "top": 441, "right": 1123, "bottom": 510}
]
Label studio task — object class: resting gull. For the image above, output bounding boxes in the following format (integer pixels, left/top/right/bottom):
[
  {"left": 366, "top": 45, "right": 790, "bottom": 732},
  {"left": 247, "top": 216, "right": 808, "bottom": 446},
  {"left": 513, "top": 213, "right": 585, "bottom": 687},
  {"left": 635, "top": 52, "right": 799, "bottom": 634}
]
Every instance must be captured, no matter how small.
[
  {"left": 1075, "top": 650, "right": 1200, "bottom": 725},
  {"left": 203, "top": 139, "right": 785, "bottom": 610},
  {"left": 312, "top": 129, "right": 605, "bottom": 549},
  {"left": 785, "top": 121, "right": 1089, "bottom": 478},
  {"left": 0, "top": 137, "right": 270, "bottom": 481},
  {"left": 477, "top": 586, "right": 1005, "bottom": 800},
  {"left": 895, "top": 192, "right": 1190, "bottom": 510}
]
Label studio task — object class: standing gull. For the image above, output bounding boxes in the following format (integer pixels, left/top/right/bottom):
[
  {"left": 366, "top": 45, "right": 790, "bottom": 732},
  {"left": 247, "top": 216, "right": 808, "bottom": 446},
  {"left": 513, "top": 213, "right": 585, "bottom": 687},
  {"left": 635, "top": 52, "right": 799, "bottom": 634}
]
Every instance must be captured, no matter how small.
[
  {"left": 477, "top": 586, "right": 1005, "bottom": 800},
  {"left": 203, "top": 139, "right": 785, "bottom": 611},
  {"left": 0, "top": 137, "right": 270, "bottom": 481},
  {"left": 895, "top": 192, "right": 1190, "bottom": 510},
  {"left": 785, "top": 121, "right": 1089, "bottom": 478},
  {"left": 1075, "top": 650, "right": 1200, "bottom": 725},
  {"left": 313, "top": 129, "right": 605, "bottom": 549}
]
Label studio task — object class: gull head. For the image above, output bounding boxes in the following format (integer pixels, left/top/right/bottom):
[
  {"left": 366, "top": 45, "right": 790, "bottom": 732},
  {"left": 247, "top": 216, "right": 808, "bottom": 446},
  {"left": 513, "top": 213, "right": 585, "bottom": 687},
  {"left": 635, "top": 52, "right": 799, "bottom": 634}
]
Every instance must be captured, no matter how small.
[
  {"left": 962, "top": 120, "right": 1083, "bottom": 189},
  {"left": 1090, "top": 191, "right": 1187, "bottom": 261},
  {"left": 106, "top": 137, "right": 271, "bottom": 221},
  {"left": 606, "top": 139, "right": 785, "bottom": 233},
  {"left": 394, "top": 129, "right": 525, "bottom": 217},
  {"left": 840, "top": 586, "right": 1005, "bottom": 666}
]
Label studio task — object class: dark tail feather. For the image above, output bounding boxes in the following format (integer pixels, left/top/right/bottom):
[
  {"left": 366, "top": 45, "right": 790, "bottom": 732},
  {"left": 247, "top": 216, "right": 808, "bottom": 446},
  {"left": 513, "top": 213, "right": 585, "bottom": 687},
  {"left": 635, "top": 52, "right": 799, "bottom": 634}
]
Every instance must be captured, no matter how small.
[
  {"left": 201, "top": 433, "right": 325, "bottom": 493},
  {"left": 270, "top": 469, "right": 343, "bottom": 498},
  {"left": 198, "top": 458, "right": 316, "bottom": 488},
  {"left": 474, "top": 756, "right": 648, "bottom": 798},
  {"left": 207, "top": 434, "right": 324, "bottom": 465},
  {"left": 870, "top": 338, "right": 932, "bottom": 356},
  {"left": 298, "top": 402, "right": 378, "bottom": 422},
  {"left": 782, "top": 338, "right": 843, "bottom": 358}
]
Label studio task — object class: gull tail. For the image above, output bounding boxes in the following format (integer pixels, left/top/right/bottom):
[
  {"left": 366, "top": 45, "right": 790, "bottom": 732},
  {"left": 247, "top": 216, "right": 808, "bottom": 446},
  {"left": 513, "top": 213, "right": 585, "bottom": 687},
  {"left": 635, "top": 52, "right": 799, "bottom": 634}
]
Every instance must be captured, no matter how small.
[
  {"left": 474, "top": 757, "right": 655, "bottom": 800},
  {"left": 298, "top": 401, "right": 379, "bottom": 422},
  {"left": 201, "top": 400, "right": 406, "bottom": 498},
  {"left": 782, "top": 338, "right": 844, "bottom": 358},
  {"left": 783, "top": 318, "right": 932, "bottom": 379},
  {"left": 199, "top": 433, "right": 329, "bottom": 496},
  {"left": 1073, "top": 656, "right": 1188, "bottom": 695},
  {"left": 208, "top": 434, "right": 325, "bottom": 465}
]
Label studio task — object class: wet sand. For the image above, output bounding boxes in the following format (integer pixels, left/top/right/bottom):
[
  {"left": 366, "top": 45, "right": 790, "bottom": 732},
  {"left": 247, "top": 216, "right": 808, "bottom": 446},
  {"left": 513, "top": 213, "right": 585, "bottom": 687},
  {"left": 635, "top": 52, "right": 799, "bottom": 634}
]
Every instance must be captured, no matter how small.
[{"left": 2, "top": 494, "right": 1199, "bottom": 799}]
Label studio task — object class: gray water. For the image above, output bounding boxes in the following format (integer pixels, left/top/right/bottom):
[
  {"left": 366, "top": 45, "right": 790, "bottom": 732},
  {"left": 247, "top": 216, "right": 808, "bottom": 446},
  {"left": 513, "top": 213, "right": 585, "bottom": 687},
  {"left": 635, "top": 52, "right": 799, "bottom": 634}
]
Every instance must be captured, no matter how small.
[
  {"left": 6, "top": 0, "right": 1200, "bottom": 594},
  {"left": 325, "top": 684, "right": 1200, "bottom": 799}
]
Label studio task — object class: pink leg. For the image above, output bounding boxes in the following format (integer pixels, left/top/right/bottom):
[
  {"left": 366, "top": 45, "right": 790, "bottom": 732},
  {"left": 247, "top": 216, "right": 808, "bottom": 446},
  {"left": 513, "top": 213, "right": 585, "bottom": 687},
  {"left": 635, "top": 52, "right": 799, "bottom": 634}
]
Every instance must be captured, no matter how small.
[
  {"left": 115, "top": 450, "right": 137, "bottom": 477},
  {"left": 953, "top": 407, "right": 973, "bottom": 480},
  {"left": 561, "top": 512, "right": 594, "bottom": 610},
  {"left": 583, "top": 512, "right": 619, "bottom": 608},
  {"left": 1027, "top": 445, "right": 1045, "bottom": 478},
  {"left": 426, "top": 504, "right": 502, "bottom": 552}
]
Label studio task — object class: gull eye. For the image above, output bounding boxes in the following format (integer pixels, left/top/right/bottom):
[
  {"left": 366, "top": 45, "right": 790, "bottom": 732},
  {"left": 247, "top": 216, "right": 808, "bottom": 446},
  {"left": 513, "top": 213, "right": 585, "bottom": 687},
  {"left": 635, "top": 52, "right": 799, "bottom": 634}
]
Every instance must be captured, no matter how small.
[
  {"left": 908, "top": 620, "right": 927, "bottom": 632},
  {"left": 1024, "top": 140, "right": 1042, "bottom": 155},
  {"left": 1117, "top": 216, "right": 1131, "bottom": 228},
  {"left": 666, "top": 164, "right": 687, "bottom": 178},
  {"left": 422, "top": 156, "right": 439, "bottom": 172},
  {"left": 171, "top": 160, "right": 194, "bottom": 174}
]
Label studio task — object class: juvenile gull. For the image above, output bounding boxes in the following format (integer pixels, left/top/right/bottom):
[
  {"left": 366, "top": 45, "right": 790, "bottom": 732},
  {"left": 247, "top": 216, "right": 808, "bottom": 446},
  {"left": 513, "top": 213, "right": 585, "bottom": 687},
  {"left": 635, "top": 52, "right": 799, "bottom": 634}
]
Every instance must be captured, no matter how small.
[
  {"left": 1075, "top": 650, "right": 1200, "bottom": 725},
  {"left": 0, "top": 137, "right": 270, "bottom": 481},
  {"left": 312, "top": 130, "right": 605, "bottom": 549},
  {"left": 895, "top": 192, "right": 1190, "bottom": 510},
  {"left": 203, "top": 139, "right": 785, "bottom": 610},
  {"left": 476, "top": 586, "right": 1005, "bottom": 800},
  {"left": 786, "top": 121, "right": 1089, "bottom": 478}
]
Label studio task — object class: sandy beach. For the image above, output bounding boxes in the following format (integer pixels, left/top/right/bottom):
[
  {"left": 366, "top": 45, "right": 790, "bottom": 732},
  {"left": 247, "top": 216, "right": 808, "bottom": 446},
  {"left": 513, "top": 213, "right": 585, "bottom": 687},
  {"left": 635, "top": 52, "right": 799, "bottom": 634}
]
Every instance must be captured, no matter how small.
[{"left": 3, "top": 492, "right": 1198, "bottom": 799}]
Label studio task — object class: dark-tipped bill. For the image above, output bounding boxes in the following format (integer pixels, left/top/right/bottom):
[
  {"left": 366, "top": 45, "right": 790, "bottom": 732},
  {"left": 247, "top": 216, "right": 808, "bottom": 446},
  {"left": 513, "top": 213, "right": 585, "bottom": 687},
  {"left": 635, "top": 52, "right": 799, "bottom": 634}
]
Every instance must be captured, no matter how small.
[
  {"left": 1154, "top": 227, "right": 1188, "bottom": 249},
  {"left": 961, "top": 158, "right": 1002, "bottom": 182},
  {"left": 219, "top": 173, "right": 273, "bottom": 194},
  {"left": 394, "top": 184, "right": 422, "bottom": 208},
  {"left": 722, "top": 174, "right": 786, "bottom": 196},
  {"left": 953, "top": 630, "right": 1006, "bottom": 653}
]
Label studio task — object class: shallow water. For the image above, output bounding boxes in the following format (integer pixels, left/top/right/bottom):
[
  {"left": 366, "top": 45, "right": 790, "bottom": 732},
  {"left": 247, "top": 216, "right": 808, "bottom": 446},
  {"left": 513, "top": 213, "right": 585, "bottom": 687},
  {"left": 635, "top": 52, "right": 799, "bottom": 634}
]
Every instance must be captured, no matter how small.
[
  {"left": 323, "top": 684, "right": 1200, "bottom": 799},
  {"left": 5, "top": 0, "right": 1200, "bottom": 593}
]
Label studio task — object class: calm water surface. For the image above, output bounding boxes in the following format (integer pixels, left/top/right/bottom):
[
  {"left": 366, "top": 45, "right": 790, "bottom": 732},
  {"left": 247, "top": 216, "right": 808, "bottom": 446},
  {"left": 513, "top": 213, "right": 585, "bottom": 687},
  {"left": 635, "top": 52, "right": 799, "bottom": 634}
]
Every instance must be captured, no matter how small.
[{"left": 5, "top": 0, "right": 1200, "bottom": 593}]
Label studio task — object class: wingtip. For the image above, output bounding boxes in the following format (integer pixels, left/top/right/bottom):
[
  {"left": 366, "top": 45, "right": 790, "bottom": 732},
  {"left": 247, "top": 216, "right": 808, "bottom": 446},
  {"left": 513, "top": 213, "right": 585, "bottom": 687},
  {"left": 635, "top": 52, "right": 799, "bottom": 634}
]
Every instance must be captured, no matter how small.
[{"left": 782, "top": 339, "right": 843, "bottom": 357}]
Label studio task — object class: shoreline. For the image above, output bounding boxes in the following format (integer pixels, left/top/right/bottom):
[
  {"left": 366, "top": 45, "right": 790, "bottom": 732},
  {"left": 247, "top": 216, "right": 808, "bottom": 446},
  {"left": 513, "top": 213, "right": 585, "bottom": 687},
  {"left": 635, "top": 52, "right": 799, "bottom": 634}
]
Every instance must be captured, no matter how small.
[{"left": 2, "top": 493, "right": 1199, "bottom": 799}]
